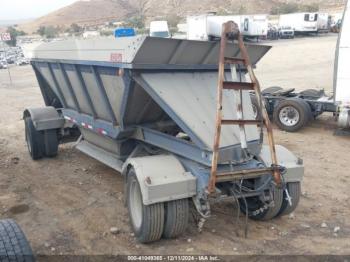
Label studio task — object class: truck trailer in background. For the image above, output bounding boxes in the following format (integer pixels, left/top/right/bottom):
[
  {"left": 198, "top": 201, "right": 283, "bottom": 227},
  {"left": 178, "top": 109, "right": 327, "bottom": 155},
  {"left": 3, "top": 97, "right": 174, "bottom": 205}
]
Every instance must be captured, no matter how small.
[
  {"left": 279, "top": 13, "right": 318, "bottom": 34},
  {"left": 317, "top": 13, "right": 330, "bottom": 33},
  {"left": 149, "top": 21, "right": 170, "bottom": 38},
  {"left": 241, "top": 15, "right": 268, "bottom": 38},
  {"left": 257, "top": 1, "right": 350, "bottom": 132},
  {"left": 187, "top": 14, "right": 268, "bottom": 41},
  {"left": 334, "top": 0, "right": 350, "bottom": 129}
]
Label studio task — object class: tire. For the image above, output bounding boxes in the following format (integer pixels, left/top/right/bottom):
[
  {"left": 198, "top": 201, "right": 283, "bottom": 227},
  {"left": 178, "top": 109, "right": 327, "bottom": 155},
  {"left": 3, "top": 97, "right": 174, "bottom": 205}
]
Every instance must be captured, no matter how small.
[
  {"left": 239, "top": 186, "right": 284, "bottom": 221},
  {"left": 273, "top": 98, "right": 311, "bottom": 132},
  {"left": 250, "top": 96, "right": 260, "bottom": 120},
  {"left": 262, "top": 86, "right": 283, "bottom": 95},
  {"left": 25, "top": 117, "right": 59, "bottom": 159},
  {"left": 0, "top": 219, "right": 35, "bottom": 262},
  {"left": 250, "top": 95, "right": 269, "bottom": 120},
  {"left": 126, "top": 169, "right": 164, "bottom": 243},
  {"left": 163, "top": 199, "right": 189, "bottom": 239},
  {"left": 43, "top": 130, "right": 58, "bottom": 157},
  {"left": 276, "top": 182, "right": 301, "bottom": 217},
  {"left": 24, "top": 117, "right": 44, "bottom": 160}
]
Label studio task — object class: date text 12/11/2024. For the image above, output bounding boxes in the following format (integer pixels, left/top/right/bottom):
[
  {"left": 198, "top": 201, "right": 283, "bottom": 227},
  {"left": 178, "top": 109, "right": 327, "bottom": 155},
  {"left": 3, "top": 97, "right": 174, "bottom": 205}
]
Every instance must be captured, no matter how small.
[{"left": 127, "top": 255, "right": 220, "bottom": 261}]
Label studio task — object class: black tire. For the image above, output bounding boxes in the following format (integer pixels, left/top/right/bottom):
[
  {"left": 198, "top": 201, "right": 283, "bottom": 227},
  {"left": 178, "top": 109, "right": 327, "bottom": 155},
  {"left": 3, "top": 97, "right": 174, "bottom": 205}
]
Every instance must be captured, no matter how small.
[
  {"left": 273, "top": 98, "right": 312, "bottom": 132},
  {"left": 43, "top": 130, "right": 58, "bottom": 157},
  {"left": 24, "top": 117, "right": 44, "bottom": 160},
  {"left": 239, "top": 186, "right": 284, "bottom": 221},
  {"left": 250, "top": 96, "right": 260, "bottom": 120},
  {"left": 25, "top": 117, "right": 59, "bottom": 159},
  {"left": 0, "top": 219, "right": 35, "bottom": 262},
  {"left": 262, "top": 86, "right": 283, "bottom": 95},
  {"left": 276, "top": 182, "right": 301, "bottom": 217},
  {"left": 250, "top": 95, "right": 269, "bottom": 120},
  {"left": 163, "top": 199, "right": 189, "bottom": 239},
  {"left": 126, "top": 169, "right": 164, "bottom": 243}
]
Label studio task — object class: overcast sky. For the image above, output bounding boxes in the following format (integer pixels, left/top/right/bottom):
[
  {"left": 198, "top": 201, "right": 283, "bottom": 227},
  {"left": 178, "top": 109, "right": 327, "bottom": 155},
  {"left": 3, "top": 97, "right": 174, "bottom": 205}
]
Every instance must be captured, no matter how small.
[{"left": 0, "top": 0, "right": 79, "bottom": 20}]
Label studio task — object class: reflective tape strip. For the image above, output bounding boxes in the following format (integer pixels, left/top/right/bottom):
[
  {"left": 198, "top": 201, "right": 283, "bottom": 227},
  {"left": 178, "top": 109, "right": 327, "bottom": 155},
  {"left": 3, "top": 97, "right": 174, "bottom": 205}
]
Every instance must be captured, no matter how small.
[
  {"left": 65, "top": 117, "right": 106, "bottom": 135},
  {"left": 81, "top": 122, "right": 94, "bottom": 130},
  {"left": 97, "top": 128, "right": 108, "bottom": 136}
]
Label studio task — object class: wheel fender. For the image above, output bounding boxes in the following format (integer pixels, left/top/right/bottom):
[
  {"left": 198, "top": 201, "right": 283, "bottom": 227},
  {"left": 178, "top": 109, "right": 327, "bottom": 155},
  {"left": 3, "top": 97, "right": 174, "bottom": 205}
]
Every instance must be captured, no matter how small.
[
  {"left": 259, "top": 145, "right": 304, "bottom": 183},
  {"left": 122, "top": 155, "right": 196, "bottom": 205},
  {"left": 23, "top": 107, "right": 64, "bottom": 131}
]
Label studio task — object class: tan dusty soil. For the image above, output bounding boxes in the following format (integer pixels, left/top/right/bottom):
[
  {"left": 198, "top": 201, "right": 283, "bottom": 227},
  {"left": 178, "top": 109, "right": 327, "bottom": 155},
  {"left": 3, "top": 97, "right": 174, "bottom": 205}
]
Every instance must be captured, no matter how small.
[{"left": 0, "top": 34, "right": 350, "bottom": 257}]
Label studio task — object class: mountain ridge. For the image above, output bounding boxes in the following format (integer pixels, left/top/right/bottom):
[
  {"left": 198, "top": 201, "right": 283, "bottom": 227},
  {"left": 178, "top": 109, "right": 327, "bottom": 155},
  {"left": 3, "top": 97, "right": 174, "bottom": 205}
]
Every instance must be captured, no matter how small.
[{"left": 19, "top": 0, "right": 346, "bottom": 33}]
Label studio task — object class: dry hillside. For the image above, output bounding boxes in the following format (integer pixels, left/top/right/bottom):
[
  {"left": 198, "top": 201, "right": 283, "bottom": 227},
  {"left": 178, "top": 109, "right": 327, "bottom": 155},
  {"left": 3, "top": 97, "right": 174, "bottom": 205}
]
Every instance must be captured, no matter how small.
[{"left": 19, "top": 0, "right": 346, "bottom": 33}]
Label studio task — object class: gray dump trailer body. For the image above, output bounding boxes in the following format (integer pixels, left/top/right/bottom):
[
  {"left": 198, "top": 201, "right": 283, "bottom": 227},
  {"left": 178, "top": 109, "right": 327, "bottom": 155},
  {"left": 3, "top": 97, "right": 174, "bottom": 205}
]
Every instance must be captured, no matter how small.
[
  {"left": 26, "top": 36, "right": 303, "bottom": 242},
  {"left": 31, "top": 36, "right": 270, "bottom": 165}
]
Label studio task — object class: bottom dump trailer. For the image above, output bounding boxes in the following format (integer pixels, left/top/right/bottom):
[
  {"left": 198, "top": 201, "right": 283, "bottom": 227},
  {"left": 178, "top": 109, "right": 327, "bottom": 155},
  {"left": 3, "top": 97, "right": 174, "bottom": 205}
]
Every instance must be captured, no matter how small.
[{"left": 24, "top": 35, "right": 304, "bottom": 243}]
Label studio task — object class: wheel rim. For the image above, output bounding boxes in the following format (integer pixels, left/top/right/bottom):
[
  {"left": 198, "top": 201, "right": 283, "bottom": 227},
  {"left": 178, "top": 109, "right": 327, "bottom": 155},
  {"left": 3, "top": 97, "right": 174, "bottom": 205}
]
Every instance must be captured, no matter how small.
[
  {"left": 279, "top": 106, "right": 300, "bottom": 127},
  {"left": 129, "top": 179, "right": 143, "bottom": 229}
]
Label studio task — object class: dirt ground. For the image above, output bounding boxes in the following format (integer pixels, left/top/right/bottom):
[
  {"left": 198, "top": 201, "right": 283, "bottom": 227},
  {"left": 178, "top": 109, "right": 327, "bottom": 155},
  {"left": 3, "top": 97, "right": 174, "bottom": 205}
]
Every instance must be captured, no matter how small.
[{"left": 1, "top": 34, "right": 350, "bottom": 257}]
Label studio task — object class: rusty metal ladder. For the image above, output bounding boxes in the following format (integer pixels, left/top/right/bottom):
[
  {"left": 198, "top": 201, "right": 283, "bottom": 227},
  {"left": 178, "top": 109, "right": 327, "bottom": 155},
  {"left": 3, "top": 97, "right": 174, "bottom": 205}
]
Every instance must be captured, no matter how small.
[{"left": 208, "top": 21, "right": 282, "bottom": 193}]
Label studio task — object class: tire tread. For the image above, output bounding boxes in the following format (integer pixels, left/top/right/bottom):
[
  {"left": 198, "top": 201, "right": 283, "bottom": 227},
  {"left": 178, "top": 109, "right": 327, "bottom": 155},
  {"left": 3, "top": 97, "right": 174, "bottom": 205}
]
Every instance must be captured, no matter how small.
[
  {"left": 163, "top": 199, "right": 189, "bottom": 238},
  {"left": 0, "top": 220, "right": 34, "bottom": 262},
  {"left": 277, "top": 182, "right": 301, "bottom": 217}
]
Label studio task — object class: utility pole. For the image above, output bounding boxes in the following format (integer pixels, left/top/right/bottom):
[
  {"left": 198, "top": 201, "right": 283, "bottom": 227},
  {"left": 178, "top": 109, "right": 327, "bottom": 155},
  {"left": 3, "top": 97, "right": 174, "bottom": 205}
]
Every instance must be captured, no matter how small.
[{"left": 0, "top": 34, "right": 13, "bottom": 86}]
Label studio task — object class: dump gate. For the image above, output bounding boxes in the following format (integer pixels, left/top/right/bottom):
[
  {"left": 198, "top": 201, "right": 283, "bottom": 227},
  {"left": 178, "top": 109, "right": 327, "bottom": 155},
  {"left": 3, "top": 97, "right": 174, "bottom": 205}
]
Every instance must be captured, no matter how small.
[{"left": 137, "top": 72, "right": 259, "bottom": 149}]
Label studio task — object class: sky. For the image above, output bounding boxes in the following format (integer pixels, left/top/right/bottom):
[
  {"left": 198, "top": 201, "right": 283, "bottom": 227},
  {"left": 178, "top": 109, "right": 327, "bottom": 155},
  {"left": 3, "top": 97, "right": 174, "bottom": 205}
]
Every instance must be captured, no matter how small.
[{"left": 0, "top": 0, "right": 79, "bottom": 20}]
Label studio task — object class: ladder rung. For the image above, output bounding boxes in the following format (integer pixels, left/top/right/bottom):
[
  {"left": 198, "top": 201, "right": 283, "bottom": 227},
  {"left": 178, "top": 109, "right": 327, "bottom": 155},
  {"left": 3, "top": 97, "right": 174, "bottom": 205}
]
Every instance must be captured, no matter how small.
[
  {"left": 223, "top": 82, "right": 255, "bottom": 91},
  {"left": 221, "top": 120, "right": 261, "bottom": 125},
  {"left": 224, "top": 57, "right": 246, "bottom": 64}
]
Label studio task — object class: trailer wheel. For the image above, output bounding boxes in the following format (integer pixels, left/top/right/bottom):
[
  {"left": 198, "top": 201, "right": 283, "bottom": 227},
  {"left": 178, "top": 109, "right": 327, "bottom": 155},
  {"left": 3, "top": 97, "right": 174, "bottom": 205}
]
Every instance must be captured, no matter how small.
[
  {"left": 239, "top": 186, "right": 284, "bottom": 221},
  {"left": 250, "top": 96, "right": 260, "bottom": 120},
  {"left": 43, "top": 130, "right": 58, "bottom": 157},
  {"left": 163, "top": 199, "right": 189, "bottom": 239},
  {"left": 0, "top": 219, "right": 35, "bottom": 262},
  {"left": 276, "top": 182, "right": 301, "bottom": 217},
  {"left": 127, "top": 169, "right": 164, "bottom": 243},
  {"left": 250, "top": 95, "right": 268, "bottom": 120},
  {"left": 25, "top": 117, "right": 44, "bottom": 160},
  {"left": 273, "top": 98, "right": 311, "bottom": 132}
]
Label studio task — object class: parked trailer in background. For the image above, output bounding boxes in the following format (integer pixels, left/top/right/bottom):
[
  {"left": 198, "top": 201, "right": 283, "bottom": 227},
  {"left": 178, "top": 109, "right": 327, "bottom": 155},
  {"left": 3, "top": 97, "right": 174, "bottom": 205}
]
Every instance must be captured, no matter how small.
[
  {"left": 317, "top": 13, "right": 330, "bottom": 33},
  {"left": 279, "top": 13, "right": 318, "bottom": 34},
  {"left": 24, "top": 35, "right": 303, "bottom": 243},
  {"left": 187, "top": 14, "right": 268, "bottom": 40},
  {"left": 334, "top": 0, "right": 350, "bottom": 129},
  {"left": 257, "top": 1, "right": 350, "bottom": 132},
  {"left": 241, "top": 15, "right": 268, "bottom": 39},
  {"left": 149, "top": 21, "right": 170, "bottom": 38}
]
